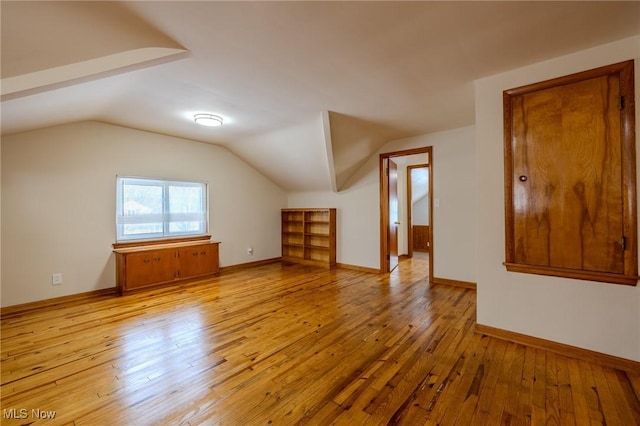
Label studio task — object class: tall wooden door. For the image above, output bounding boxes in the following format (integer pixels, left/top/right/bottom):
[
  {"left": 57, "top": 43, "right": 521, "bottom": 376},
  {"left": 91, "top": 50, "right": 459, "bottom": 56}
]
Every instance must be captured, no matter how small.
[
  {"left": 504, "top": 60, "right": 637, "bottom": 285},
  {"left": 389, "top": 159, "right": 399, "bottom": 272}
]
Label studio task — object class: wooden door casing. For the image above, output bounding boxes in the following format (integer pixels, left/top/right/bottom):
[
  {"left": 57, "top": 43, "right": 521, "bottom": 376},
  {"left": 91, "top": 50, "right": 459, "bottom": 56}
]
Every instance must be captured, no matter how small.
[
  {"left": 379, "top": 147, "right": 433, "bottom": 276},
  {"left": 389, "top": 159, "right": 399, "bottom": 272},
  {"left": 407, "top": 164, "right": 430, "bottom": 258},
  {"left": 504, "top": 60, "right": 637, "bottom": 285}
]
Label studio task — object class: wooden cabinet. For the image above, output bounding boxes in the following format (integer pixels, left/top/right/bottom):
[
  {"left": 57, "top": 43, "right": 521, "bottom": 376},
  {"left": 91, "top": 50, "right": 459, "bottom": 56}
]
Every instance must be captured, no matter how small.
[
  {"left": 282, "top": 208, "right": 336, "bottom": 267},
  {"left": 114, "top": 239, "right": 220, "bottom": 294},
  {"left": 503, "top": 61, "right": 637, "bottom": 285}
]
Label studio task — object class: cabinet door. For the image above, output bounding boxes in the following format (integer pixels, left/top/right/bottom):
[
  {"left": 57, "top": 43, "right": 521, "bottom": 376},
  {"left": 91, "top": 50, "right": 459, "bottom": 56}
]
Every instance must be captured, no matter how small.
[
  {"left": 125, "top": 249, "right": 175, "bottom": 289},
  {"left": 504, "top": 60, "right": 637, "bottom": 285},
  {"left": 177, "top": 244, "right": 218, "bottom": 278}
]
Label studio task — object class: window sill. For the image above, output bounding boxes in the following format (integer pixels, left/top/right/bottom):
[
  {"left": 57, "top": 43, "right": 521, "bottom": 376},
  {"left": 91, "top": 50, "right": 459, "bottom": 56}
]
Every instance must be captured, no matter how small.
[{"left": 113, "top": 235, "right": 211, "bottom": 250}]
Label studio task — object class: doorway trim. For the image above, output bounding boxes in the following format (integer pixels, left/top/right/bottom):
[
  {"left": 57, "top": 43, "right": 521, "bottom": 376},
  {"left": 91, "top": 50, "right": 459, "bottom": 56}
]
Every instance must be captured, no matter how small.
[
  {"left": 407, "top": 164, "right": 429, "bottom": 258},
  {"left": 379, "top": 146, "right": 433, "bottom": 278}
]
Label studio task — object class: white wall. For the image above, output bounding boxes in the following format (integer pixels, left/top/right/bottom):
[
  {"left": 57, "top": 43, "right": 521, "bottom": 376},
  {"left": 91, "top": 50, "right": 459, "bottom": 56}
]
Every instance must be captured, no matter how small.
[
  {"left": 288, "top": 125, "right": 477, "bottom": 284},
  {"left": 475, "top": 36, "right": 640, "bottom": 361},
  {"left": 1, "top": 121, "right": 286, "bottom": 307},
  {"left": 413, "top": 196, "right": 429, "bottom": 226}
]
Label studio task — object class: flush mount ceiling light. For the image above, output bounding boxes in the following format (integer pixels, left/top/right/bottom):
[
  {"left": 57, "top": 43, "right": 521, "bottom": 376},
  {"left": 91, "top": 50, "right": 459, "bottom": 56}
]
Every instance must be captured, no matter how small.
[{"left": 194, "top": 113, "right": 223, "bottom": 127}]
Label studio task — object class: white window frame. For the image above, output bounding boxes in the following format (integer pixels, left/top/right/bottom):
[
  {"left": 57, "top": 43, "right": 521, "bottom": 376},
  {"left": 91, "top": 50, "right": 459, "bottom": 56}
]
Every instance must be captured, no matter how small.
[{"left": 116, "top": 176, "right": 209, "bottom": 242}]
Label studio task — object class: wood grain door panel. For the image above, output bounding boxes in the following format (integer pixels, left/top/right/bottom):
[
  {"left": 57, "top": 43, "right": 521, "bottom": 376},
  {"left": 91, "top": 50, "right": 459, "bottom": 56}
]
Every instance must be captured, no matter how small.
[
  {"left": 512, "top": 74, "right": 623, "bottom": 272},
  {"left": 177, "top": 244, "right": 218, "bottom": 278},
  {"left": 125, "top": 250, "right": 175, "bottom": 289},
  {"left": 413, "top": 225, "right": 430, "bottom": 252},
  {"left": 504, "top": 60, "right": 637, "bottom": 285}
]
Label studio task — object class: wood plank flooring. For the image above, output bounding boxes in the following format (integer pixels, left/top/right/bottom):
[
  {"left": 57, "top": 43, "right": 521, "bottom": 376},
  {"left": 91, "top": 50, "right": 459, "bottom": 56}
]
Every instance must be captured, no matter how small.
[{"left": 2, "top": 257, "right": 639, "bottom": 425}]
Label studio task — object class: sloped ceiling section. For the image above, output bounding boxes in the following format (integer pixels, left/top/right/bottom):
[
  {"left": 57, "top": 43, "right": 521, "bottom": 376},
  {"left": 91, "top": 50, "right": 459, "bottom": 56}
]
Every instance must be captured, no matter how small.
[
  {"left": 1, "top": 1, "right": 639, "bottom": 194},
  {"left": 328, "top": 111, "right": 414, "bottom": 191},
  {"left": 231, "top": 114, "right": 333, "bottom": 192},
  {"left": 0, "top": 1, "right": 188, "bottom": 100}
]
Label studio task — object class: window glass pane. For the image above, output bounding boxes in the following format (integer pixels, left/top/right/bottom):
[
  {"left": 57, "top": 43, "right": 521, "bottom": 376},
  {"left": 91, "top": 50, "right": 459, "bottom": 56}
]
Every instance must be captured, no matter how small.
[
  {"left": 121, "top": 183, "right": 163, "bottom": 237},
  {"left": 123, "top": 184, "right": 163, "bottom": 215},
  {"left": 169, "top": 185, "right": 203, "bottom": 214},
  {"left": 168, "top": 184, "right": 205, "bottom": 235},
  {"left": 124, "top": 223, "right": 163, "bottom": 236},
  {"left": 169, "top": 221, "right": 202, "bottom": 233}
]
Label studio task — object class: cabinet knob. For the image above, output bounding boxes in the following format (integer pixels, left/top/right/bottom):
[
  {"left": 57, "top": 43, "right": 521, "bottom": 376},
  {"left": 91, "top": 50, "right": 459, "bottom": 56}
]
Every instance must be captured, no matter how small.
[
  {"left": 201, "top": 251, "right": 207, "bottom": 255},
  {"left": 519, "top": 175, "right": 528, "bottom": 182},
  {"left": 192, "top": 252, "right": 198, "bottom": 256},
  {"left": 154, "top": 257, "right": 161, "bottom": 262},
  {"left": 144, "top": 258, "right": 151, "bottom": 263}
]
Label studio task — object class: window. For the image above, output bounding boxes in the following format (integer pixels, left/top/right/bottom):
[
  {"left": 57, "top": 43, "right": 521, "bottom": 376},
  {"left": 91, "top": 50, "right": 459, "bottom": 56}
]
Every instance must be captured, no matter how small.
[{"left": 116, "top": 176, "right": 208, "bottom": 242}]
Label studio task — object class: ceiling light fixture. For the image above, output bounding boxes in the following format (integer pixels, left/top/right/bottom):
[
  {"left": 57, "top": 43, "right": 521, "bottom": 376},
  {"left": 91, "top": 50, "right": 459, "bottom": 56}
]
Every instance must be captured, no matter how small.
[{"left": 194, "top": 113, "right": 223, "bottom": 127}]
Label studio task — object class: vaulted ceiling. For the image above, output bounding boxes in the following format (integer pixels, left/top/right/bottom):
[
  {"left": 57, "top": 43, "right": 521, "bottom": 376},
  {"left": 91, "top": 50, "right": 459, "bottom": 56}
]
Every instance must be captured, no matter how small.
[{"left": 2, "top": 1, "right": 639, "bottom": 192}]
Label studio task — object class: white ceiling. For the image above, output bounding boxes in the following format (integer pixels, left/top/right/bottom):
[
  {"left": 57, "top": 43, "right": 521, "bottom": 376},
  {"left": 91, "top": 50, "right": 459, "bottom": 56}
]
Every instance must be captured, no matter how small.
[{"left": 2, "top": 1, "right": 639, "bottom": 192}]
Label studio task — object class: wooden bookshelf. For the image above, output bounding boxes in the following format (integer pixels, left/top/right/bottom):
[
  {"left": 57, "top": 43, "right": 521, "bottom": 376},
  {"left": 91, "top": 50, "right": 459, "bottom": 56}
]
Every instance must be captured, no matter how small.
[{"left": 282, "top": 208, "right": 336, "bottom": 267}]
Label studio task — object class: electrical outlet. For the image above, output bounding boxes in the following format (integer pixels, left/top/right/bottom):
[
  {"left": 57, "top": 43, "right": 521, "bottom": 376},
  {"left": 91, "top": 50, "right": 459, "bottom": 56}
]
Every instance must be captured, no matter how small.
[
  {"left": 247, "top": 247, "right": 254, "bottom": 255},
  {"left": 52, "top": 273, "right": 63, "bottom": 286}
]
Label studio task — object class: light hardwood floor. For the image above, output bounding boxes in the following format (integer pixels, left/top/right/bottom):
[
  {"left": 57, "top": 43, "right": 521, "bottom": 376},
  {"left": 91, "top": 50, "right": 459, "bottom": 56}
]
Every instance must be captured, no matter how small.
[{"left": 2, "top": 257, "right": 639, "bottom": 425}]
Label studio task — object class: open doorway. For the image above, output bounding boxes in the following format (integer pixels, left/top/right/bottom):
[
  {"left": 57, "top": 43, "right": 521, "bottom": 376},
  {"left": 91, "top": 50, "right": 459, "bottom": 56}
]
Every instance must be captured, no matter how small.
[
  {"left": 407, "top": 164, "right": 430, "bottom": 258},
  {"left": 379, "top": 147, "right": 433, "bottom": 278}
]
